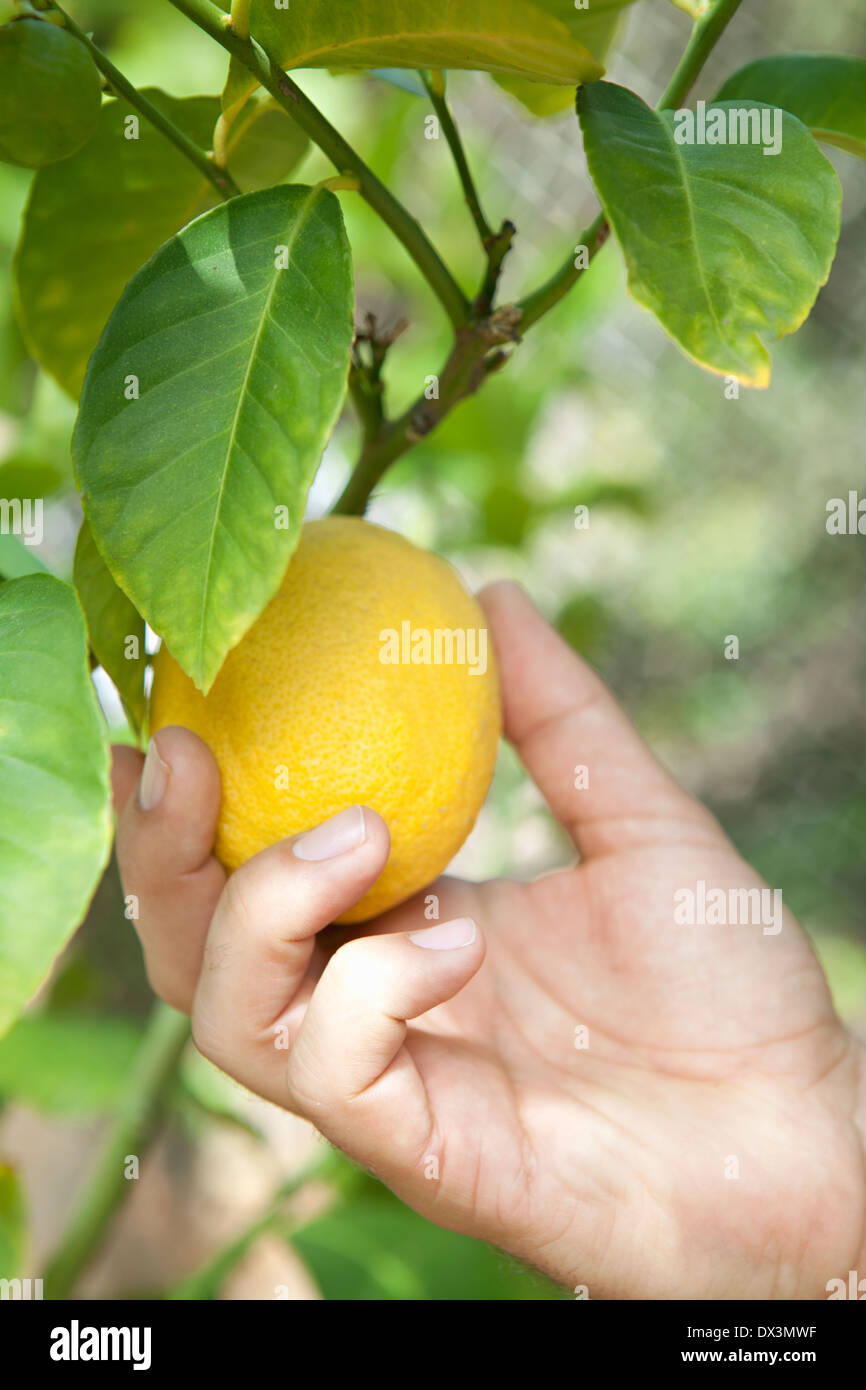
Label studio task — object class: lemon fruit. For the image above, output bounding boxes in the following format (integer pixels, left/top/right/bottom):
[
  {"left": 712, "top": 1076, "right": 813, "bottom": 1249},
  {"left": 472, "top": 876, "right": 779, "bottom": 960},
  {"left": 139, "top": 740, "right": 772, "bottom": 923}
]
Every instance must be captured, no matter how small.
[
  {"left": 150, "top": 517, "right": 501, "bottom": 923},
  {"left": 0, "top": 18, "right": 102, "bottom": 169}
]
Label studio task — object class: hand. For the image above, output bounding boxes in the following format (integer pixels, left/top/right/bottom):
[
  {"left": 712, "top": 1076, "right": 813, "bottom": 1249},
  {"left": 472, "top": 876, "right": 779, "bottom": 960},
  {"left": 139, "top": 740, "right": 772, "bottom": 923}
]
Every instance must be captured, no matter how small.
[{"left": 112, "top": 582, "right": 866, "bottom": 1298}]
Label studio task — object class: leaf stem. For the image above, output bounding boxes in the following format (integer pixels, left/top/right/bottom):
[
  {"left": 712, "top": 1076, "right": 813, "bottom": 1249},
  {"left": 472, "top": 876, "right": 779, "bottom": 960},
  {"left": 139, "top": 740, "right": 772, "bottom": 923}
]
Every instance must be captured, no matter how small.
[
  {"left": 167, "top": 0, "right": 470, "bottom": 328},
  {"left": 42, "top": 1003, "right": 191, "bottom": 1300},
  {"left": 420, "top": 70, "right": 493, "bottom": 246},
  {"left": 333, "top": 307, "right": 520, "bottom": 516},
  {"left": 48, "top": 3, "right": 241, "bottom": 199},
  {"left": 657, "top": 0, "right": 745, "bottom": 110},
  {"left": 475, "top": 218, "right": 517, "bottom": 313},
  {"left": 229, "top": 0, "right": 251, "bottom": 41},
  {"left": 516, "top": 210, "right": 608, "bottom": 332}
]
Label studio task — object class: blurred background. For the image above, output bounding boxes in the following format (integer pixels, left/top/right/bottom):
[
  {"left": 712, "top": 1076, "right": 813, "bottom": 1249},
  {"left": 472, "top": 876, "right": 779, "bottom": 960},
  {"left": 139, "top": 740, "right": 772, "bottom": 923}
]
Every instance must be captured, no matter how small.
[{"left": 0, "top": 0, "right": 864, "bottom": 1299}]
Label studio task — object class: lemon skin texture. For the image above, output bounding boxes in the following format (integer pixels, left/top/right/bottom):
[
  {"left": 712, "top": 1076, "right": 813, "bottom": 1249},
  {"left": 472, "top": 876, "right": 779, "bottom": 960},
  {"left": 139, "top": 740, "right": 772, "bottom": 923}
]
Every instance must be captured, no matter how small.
[{"left": 149, "top": 517, "right": 501, "bottom": 923}]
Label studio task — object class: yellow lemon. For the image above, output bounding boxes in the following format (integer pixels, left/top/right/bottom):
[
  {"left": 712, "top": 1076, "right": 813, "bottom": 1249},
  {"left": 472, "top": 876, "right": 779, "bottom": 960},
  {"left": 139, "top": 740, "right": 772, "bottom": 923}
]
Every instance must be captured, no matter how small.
[{"left": 149, "top": 517, "right": 501, "bottom": 923}]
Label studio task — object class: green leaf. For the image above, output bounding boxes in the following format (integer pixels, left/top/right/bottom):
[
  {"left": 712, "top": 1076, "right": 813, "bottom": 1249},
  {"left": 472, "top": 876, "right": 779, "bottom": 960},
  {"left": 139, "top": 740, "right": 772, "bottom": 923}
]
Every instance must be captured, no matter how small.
[
  {"left": 0, "top": 466, "right": 53, "bottom": 579},
  {"left": 0, "top": 1165, "right": 25, "bottom": 1279},
  {"left": 0, "top": 536, "right": 49, "bottom": 580},
  {"left": 73, "top": 185, "right": 354, "bottom": 692},
  {"left": 14, "top": 90, "right": 309, "bottom": 400},
  {"left": 73, "top": 520, "right": 147, "bottom": 733},
  {"left": 292, "top": 1189, "right": 567, "bottom": 1300},
  {"left": 0, "top": 17, "right": 102, "bottom": 170},
  {"left": 494, "top": 0, "right": 631, "bottom": 116},
  {"left": 0, "top": 1012, "right": 143, "bottom": 1116},
  {"left": 223, "top": 0, "right": 605, "bottom": 118},
  {"left": 716, "top": 54, "right": 866, "bottom": 160},
  {"left": 15, "top": 92, "right": 218, "bottom": 401},
  {"left": 0, "top": 576, "right": 111, "bottom": 1039},
  {"left": 577, "top": 82, "right": 841, "bottom": 386},
  {"left": 227, "top": 96, "right": 310, "bottom": 192},
  {"left": 0, "top": 456, "right": 63, "bottom": 502}
]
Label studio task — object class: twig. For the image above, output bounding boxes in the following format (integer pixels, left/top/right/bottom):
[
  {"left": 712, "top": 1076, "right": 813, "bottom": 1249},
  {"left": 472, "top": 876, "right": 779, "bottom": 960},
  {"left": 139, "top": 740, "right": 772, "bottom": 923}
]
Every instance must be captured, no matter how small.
[
  {"left": 658, "top": 0, "right": 745, "bottom": 109},
  {"left": 43, "top": 1003, "right": 191, "bottom": 1299},
  {"left": 333, "top": 307, "right": 520, "bottom": 516},
  {"left": 420, "top": 70, "right": 493, "bottom": 246},
  {"left": 168, "top": 0, "right": 470, "bottom": 328},
  {"left": 517, "top": 210, "right": 608, "bottom": 332},
  {"left": 49, "top": 3, "right": 240, "bottom": 199},
  {"left": 167, "top": 1149, "right": 343, "bottom": 1300}
]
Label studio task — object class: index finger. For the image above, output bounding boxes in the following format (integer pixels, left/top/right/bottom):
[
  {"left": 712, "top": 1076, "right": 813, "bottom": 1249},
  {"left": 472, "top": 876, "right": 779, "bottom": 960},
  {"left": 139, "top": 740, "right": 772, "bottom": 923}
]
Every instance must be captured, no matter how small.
[{"left": 480, "top": 581, "right": 725, "bottom": 859}]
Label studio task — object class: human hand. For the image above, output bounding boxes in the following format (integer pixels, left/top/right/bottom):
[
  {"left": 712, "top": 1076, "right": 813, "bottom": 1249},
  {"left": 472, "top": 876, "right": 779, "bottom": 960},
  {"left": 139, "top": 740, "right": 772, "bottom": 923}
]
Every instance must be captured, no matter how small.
[{"left": 112, "top": 582, "right": 866, "bottom": 1298}]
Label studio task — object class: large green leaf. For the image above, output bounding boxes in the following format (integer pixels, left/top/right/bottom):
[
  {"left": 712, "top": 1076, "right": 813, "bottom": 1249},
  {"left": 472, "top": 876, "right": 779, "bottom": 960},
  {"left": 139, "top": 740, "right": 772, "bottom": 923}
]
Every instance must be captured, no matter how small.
[
  {"left": 292, "top": 1189, "right": 567, "bottom": 1300},
  {"left": 0, "top": 1165, "right": 25, "bottom": 1279},
  {"left": 0, "top": 1012, "right": 143, "bottom": 1116},
  {"left": 223, "top": 0, "right": 605, "bottom": 118},
  {"left": 577, "top": 82, "right": 841, "bottom": 386},
  {"left": 73, "top": 519, "right": 147, "bottom": 733},
  {"left": 0, "top": 576, "right": 111, "bottom": 1039},
  {"left": 494, "top": 0, "right": 631, "bottom": 115},
  {"left": 73, "top": 185, "right": 354, "bottom": 692},
  {"left": 14, "top": 91, "right": 309, "bottom": 400},
  {"left": 716, "top": 54, "right": 866, "bottom": 160}
]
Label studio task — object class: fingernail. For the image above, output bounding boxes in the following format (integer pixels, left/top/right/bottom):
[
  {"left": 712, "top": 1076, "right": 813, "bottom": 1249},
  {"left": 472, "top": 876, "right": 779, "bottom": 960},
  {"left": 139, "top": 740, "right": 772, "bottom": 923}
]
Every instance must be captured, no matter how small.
[
  {"left": 409, "top": 917, "right": 477, "bottom": 950},
  {"left": 139, "top": 737, "right": 169, "bottom": 812},
  {"left": 293, "top": 806, "right": 366, "bottom": 862}
]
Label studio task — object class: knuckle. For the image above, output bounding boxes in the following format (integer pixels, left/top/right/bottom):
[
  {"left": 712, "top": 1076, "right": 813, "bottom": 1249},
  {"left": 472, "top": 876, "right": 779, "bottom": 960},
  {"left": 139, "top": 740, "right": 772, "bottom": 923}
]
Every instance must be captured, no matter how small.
[
  {"left": 327, "top": 937, "right": 390, "bottom": 1003},
  {"left": 326, "top": 939, "right": 370, "bottom": 996}
]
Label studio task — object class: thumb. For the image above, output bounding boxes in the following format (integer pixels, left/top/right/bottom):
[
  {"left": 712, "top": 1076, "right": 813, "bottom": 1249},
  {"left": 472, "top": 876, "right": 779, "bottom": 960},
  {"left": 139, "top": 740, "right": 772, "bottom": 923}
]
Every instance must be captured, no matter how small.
[{"left": 285, "top": 917, "right": 484, "bottom": 1174}]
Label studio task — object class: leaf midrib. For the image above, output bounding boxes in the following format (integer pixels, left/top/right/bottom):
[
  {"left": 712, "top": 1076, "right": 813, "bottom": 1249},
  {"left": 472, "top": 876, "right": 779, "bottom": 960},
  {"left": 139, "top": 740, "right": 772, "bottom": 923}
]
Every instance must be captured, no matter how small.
[
  {"left": 275, "top": 24, "right": 592, "bottom": 80},
  {"left": 195, "top": 185, "right": 322, "bottom": 684}
]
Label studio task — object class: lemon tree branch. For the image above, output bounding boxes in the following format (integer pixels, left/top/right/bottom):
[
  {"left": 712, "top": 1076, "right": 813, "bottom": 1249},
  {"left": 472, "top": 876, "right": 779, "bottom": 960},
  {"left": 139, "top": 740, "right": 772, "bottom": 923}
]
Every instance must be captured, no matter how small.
[
  {"left": 420, "top": 70, "right": 493, "bottom": 246},
  {"left": 49, "top": 3, "right": 240, "bottom": 198},
  {"left": 168, "top": 0, "right": 471, "bottom": 329},
  {"left": 43, "top": 1003, "right": 191, "bottom": 1299}
]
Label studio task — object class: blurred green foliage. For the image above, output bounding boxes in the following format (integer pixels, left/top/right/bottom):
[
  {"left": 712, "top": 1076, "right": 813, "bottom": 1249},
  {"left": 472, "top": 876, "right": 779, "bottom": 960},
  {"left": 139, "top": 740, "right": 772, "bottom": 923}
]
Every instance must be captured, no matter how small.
[{"left": 292, "top": 1181, "right": 568, "bottom": 1300}]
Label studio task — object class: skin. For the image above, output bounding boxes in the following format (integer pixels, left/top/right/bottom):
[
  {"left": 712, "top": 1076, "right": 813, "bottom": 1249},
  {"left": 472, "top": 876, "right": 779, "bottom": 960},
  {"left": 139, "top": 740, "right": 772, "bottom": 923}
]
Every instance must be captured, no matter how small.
[{"left": 112, "top": 581, "right": 866, "bottom": 1298}]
